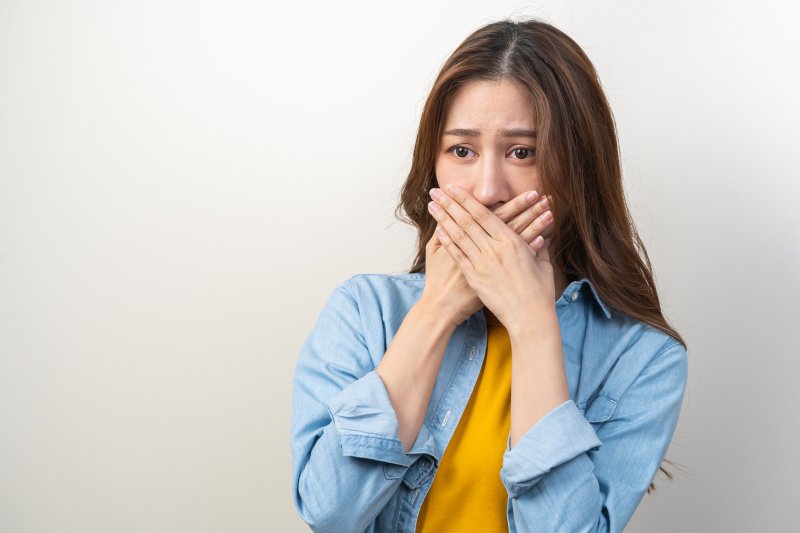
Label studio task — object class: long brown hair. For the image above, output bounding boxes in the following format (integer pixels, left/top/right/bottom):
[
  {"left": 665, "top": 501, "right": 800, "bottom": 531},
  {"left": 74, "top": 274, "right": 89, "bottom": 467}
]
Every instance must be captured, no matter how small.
[{"left": 393, "top": 18, "right": 686, "bottom": 495}]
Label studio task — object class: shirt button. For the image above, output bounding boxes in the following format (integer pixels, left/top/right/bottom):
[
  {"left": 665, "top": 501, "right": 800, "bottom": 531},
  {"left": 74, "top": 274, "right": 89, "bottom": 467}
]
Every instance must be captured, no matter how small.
[{"left": 571, "top": 292, "right": 579, "bottom": 301}]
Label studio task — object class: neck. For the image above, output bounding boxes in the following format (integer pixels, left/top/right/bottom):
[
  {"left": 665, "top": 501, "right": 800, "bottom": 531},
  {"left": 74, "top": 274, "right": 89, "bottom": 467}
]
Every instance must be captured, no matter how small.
[{"left": 554, "top": 265, "right": 569, "bottom": 301}]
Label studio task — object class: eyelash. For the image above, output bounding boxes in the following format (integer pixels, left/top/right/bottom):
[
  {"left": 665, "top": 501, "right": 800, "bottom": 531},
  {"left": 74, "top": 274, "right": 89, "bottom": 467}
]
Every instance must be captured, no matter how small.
[{"left": 445, "top": 145, "right": 536, "bottom": 160}]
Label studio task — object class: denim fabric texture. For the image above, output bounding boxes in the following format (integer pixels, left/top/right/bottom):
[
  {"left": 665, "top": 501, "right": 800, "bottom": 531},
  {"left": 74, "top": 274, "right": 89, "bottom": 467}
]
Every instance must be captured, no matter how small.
[{"left": 291, "top": 273, "right": 688, "bottom": 532}]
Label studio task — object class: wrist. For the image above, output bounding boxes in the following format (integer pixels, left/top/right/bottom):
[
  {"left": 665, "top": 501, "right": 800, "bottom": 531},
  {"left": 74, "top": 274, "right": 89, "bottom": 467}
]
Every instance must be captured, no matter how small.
[
  {"left": 507, "top": 305, "right": 560, "bottom": 345},
  {"left": 413, "top": 296, "right": 460, "bottom": 335}
]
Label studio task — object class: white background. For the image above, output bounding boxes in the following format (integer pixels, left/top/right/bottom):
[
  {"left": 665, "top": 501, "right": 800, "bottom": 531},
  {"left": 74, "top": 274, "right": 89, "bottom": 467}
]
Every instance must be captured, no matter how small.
[{"left": 1, "top": 1, "right": 798, "bottom": 531}]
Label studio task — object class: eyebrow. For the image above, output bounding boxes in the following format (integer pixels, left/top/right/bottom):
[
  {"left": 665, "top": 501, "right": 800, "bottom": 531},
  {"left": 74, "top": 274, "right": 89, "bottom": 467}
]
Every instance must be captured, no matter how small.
[{"left": 443, "top": 127, "right": 537, "bottom": 138}]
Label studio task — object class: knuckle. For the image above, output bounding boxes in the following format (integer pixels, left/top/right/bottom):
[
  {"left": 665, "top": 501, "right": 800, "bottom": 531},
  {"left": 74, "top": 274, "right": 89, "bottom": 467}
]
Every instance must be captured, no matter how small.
[
  {"left": 474, "top": 209, "right": 491, "bottom": 225},
  {"left": 455, "top": 214, "right": 472, "bottom": 229},
  {"left": 523, "top": 207, "right": 536, "bottom": 222},
  {"left": 492, "top": 204, "right": 505, "bottom": 220},
  {"left": 496, "top": 237, "right": 514, "bottom": 254},
  {"left": 508, "top": 237, "right": 523, "bottom": 251}
]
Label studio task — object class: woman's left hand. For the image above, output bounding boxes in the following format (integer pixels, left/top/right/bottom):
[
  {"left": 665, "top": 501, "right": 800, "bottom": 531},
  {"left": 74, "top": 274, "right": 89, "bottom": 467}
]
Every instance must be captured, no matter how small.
[{"left": 427, "top": 183, "right": 556, "bottom": 334}]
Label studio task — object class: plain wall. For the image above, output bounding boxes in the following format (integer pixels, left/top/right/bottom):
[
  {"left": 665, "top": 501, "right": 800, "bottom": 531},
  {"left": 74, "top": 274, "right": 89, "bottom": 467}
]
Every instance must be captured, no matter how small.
[{"left": 1, "top": 0, "right": 798, "bottom": 531}]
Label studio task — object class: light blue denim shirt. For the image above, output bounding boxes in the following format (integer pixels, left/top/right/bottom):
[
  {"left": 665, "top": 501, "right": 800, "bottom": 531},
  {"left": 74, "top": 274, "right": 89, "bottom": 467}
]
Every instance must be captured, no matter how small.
[{"left": 291, "top": 273, "right": 688, "bottom": 532}]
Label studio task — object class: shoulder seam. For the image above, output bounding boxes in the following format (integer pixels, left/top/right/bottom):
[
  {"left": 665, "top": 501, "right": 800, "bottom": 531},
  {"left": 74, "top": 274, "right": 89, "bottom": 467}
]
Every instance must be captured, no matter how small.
[
  {"left": 641, "top": 337, "right": 687, "bottom": 378},
  {"left": 341, "top": 277, "right": 370, "bottom": 367},
  {"left": 652, "top": 337, "right": 683, "bottom": 361},
  {"left": 341, "top": 276, "right": 359, "bottom": 308}
]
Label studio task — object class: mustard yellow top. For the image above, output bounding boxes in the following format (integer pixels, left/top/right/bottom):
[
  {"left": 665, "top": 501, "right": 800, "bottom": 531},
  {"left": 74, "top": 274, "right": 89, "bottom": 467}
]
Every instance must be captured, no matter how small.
[{"left": 415, "top": 315, "right": 511, "bottom": 532}]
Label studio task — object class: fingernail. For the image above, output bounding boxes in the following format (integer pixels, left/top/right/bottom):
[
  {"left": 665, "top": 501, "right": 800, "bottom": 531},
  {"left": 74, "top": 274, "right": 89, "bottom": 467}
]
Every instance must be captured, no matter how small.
[
  {"left": 430, "top": 188, "right": 443, "bottom": 200},
  {"left": 447, "top": 183, "right": 461, "bottom": 195},
  {"left": 526, "top": 191, "right": 538, "bottom": 202}
]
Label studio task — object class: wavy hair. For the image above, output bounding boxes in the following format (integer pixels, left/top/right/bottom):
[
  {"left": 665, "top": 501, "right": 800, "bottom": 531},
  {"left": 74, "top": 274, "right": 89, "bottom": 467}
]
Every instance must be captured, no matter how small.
[{"left": 393, "top": 18, "right": 686, "bottom": 494}]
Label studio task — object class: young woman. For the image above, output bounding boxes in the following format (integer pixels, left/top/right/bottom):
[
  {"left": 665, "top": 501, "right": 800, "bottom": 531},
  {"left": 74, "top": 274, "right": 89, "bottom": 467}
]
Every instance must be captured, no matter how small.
[{"left": 291, "top": 18, "right": 688, "bottom": 533}]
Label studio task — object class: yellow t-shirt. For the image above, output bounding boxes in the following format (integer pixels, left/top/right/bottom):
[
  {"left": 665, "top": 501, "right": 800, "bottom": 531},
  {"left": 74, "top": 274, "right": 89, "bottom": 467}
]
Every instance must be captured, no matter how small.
[{"left": 415, "top": 315, "right": 511, "bottom": 532}]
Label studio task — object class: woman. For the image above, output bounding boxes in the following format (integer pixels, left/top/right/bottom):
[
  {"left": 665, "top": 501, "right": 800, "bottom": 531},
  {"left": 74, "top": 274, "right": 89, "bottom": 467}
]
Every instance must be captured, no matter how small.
[{"left": 291, "top": 18, "right": 688, "bottom": 533}]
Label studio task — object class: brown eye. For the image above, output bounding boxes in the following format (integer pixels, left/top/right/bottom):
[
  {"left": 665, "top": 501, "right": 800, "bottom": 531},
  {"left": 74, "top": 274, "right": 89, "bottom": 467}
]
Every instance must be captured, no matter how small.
[
  {"left": 454, "top": 146, "right": 471, "bottom": 158},
  {"left": 513, "top": 148, "right": 535, "bottom": 159}
]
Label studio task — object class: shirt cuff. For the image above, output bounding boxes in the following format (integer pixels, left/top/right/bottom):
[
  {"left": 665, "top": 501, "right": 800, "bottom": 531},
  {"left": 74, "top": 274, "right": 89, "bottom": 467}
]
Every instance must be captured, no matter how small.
[
  {"left": 500, "top": 399, "right": 603, "bottom": 499},
  {"left": 327, "top": 370, "right": 437, "bottom": 467}
]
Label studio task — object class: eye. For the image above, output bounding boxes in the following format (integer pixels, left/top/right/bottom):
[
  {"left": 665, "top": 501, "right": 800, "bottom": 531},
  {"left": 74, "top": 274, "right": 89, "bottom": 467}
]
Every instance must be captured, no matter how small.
[
  {"left": 446, "top": 145, "right": 475, "bottom": 158},
  {"left": 511, "top": 147, "right": 536, "bottom": 159}
]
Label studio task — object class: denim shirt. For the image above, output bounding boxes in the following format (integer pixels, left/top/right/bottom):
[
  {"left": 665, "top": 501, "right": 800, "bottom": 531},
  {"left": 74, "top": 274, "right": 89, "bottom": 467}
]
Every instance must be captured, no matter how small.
[{"left": 291, "top": 273, "right": 688, "bottom": 533}]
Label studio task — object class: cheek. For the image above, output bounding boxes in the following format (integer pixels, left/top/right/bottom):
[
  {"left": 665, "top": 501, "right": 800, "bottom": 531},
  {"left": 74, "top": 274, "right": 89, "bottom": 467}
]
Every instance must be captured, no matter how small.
[
  {"left": 433, "top": 158, "right": 451, "bottom": 185},
  {"left": 514, "top": 169, "right": 546, "bottom": 195},
  {"left": 518, "top": 168, "right": 542, "bottom": 189},
  {"left": 516, "top": 173, "right": 543, "bottom": 197}
]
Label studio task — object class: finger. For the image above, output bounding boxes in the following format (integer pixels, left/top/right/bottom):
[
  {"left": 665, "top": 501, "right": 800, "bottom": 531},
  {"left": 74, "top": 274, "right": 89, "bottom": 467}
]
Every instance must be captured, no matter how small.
[
  {"left": 427, "top": 199, "right": 482, "bottom": 259},
  {"left": 434, "top": 184, "right": 514, "bottom": 243},
  {"left": 518, "top": 203, "right": 555, "bottom": 244},
  {"left": 507, "top": 194, "right": 552, "bottom": 234},
  {"left": 489, "top": 191, "right": 552, "bottom": 250},
  {"left": 435, "top": 226, "right": 475, "bottom": 272},
  {"left": 528, "top": 235, "right": 546, "bottom": 254},
  {"left": 491, "top": 189, "right": 540, "bottom": 224}
]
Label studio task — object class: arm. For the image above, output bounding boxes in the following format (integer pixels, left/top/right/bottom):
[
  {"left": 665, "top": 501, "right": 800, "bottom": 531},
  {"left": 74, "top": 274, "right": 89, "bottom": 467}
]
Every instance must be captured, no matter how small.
[
  {"left": 290, "top": 278, "right": 453, "bottom": 532},
  {"left": 508, "top": 309, "right": 570, "bottom": 448},
  {"left": 376, "top": 294, "right": 456, "bottom": 453},
  {"left": 500, "top": 337, "right": 689, "bottom": 533}
]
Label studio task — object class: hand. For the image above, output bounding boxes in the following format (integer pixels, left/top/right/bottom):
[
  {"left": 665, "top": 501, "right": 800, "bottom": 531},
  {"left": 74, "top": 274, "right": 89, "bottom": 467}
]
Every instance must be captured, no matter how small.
[
  {"left": 420, "top": 188, "right": 554, "bottom": 328},
  {"left": 427, "top": 184, "right": 555, "bottom": 333}
]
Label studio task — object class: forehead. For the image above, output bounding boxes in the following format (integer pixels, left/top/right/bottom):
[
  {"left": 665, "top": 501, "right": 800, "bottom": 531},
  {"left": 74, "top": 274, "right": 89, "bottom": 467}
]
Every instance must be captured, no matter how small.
[{"left": 443, "top": 79, "right": 536, "bottom": 129}]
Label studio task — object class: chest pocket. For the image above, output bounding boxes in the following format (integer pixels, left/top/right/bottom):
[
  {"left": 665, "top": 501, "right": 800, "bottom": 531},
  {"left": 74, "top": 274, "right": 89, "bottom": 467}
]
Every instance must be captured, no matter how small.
[{"left": 579, "top": 393, "right": 618, "bottom": 423}]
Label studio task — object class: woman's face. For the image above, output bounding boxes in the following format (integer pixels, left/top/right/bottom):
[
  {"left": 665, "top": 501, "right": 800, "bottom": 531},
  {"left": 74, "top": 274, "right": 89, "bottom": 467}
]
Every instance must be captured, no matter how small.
[{"left": 435, "top": 78, "right": 550, "bottom": 235}]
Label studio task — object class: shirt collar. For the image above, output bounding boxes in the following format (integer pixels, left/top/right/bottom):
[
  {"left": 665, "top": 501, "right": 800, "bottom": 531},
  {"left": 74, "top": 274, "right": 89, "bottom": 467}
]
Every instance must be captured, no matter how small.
[{"left": 561, "top": 277, "right": 612, "bottom": 320}]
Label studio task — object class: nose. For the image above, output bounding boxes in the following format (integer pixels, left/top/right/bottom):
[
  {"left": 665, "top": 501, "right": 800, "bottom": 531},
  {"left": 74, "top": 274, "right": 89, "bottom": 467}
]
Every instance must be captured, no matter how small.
[{"left": 471, "top": 156, "right": 513, "bottom": 211}]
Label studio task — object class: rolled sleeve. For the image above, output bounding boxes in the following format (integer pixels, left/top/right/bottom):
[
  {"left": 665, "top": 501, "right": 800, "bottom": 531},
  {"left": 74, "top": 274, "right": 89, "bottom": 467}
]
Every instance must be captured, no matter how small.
[
  {"left": 499, "top": 339, "right": 689, "bottom": 533},
  {"left": 328, "top": 369, "right": 437, "bottom": 467},
  {"left": 291, "top": 278, "right": 429, "bottom": 532},
  {"left": 500, "top": 398, "right": 602, "bottom": 499}
]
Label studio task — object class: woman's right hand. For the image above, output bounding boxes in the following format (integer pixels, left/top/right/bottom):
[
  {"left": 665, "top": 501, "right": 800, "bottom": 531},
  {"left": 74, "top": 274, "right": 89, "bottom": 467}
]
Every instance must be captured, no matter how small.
[{"left": 420, "top": 190, "right": 554, "bottom": 327}]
